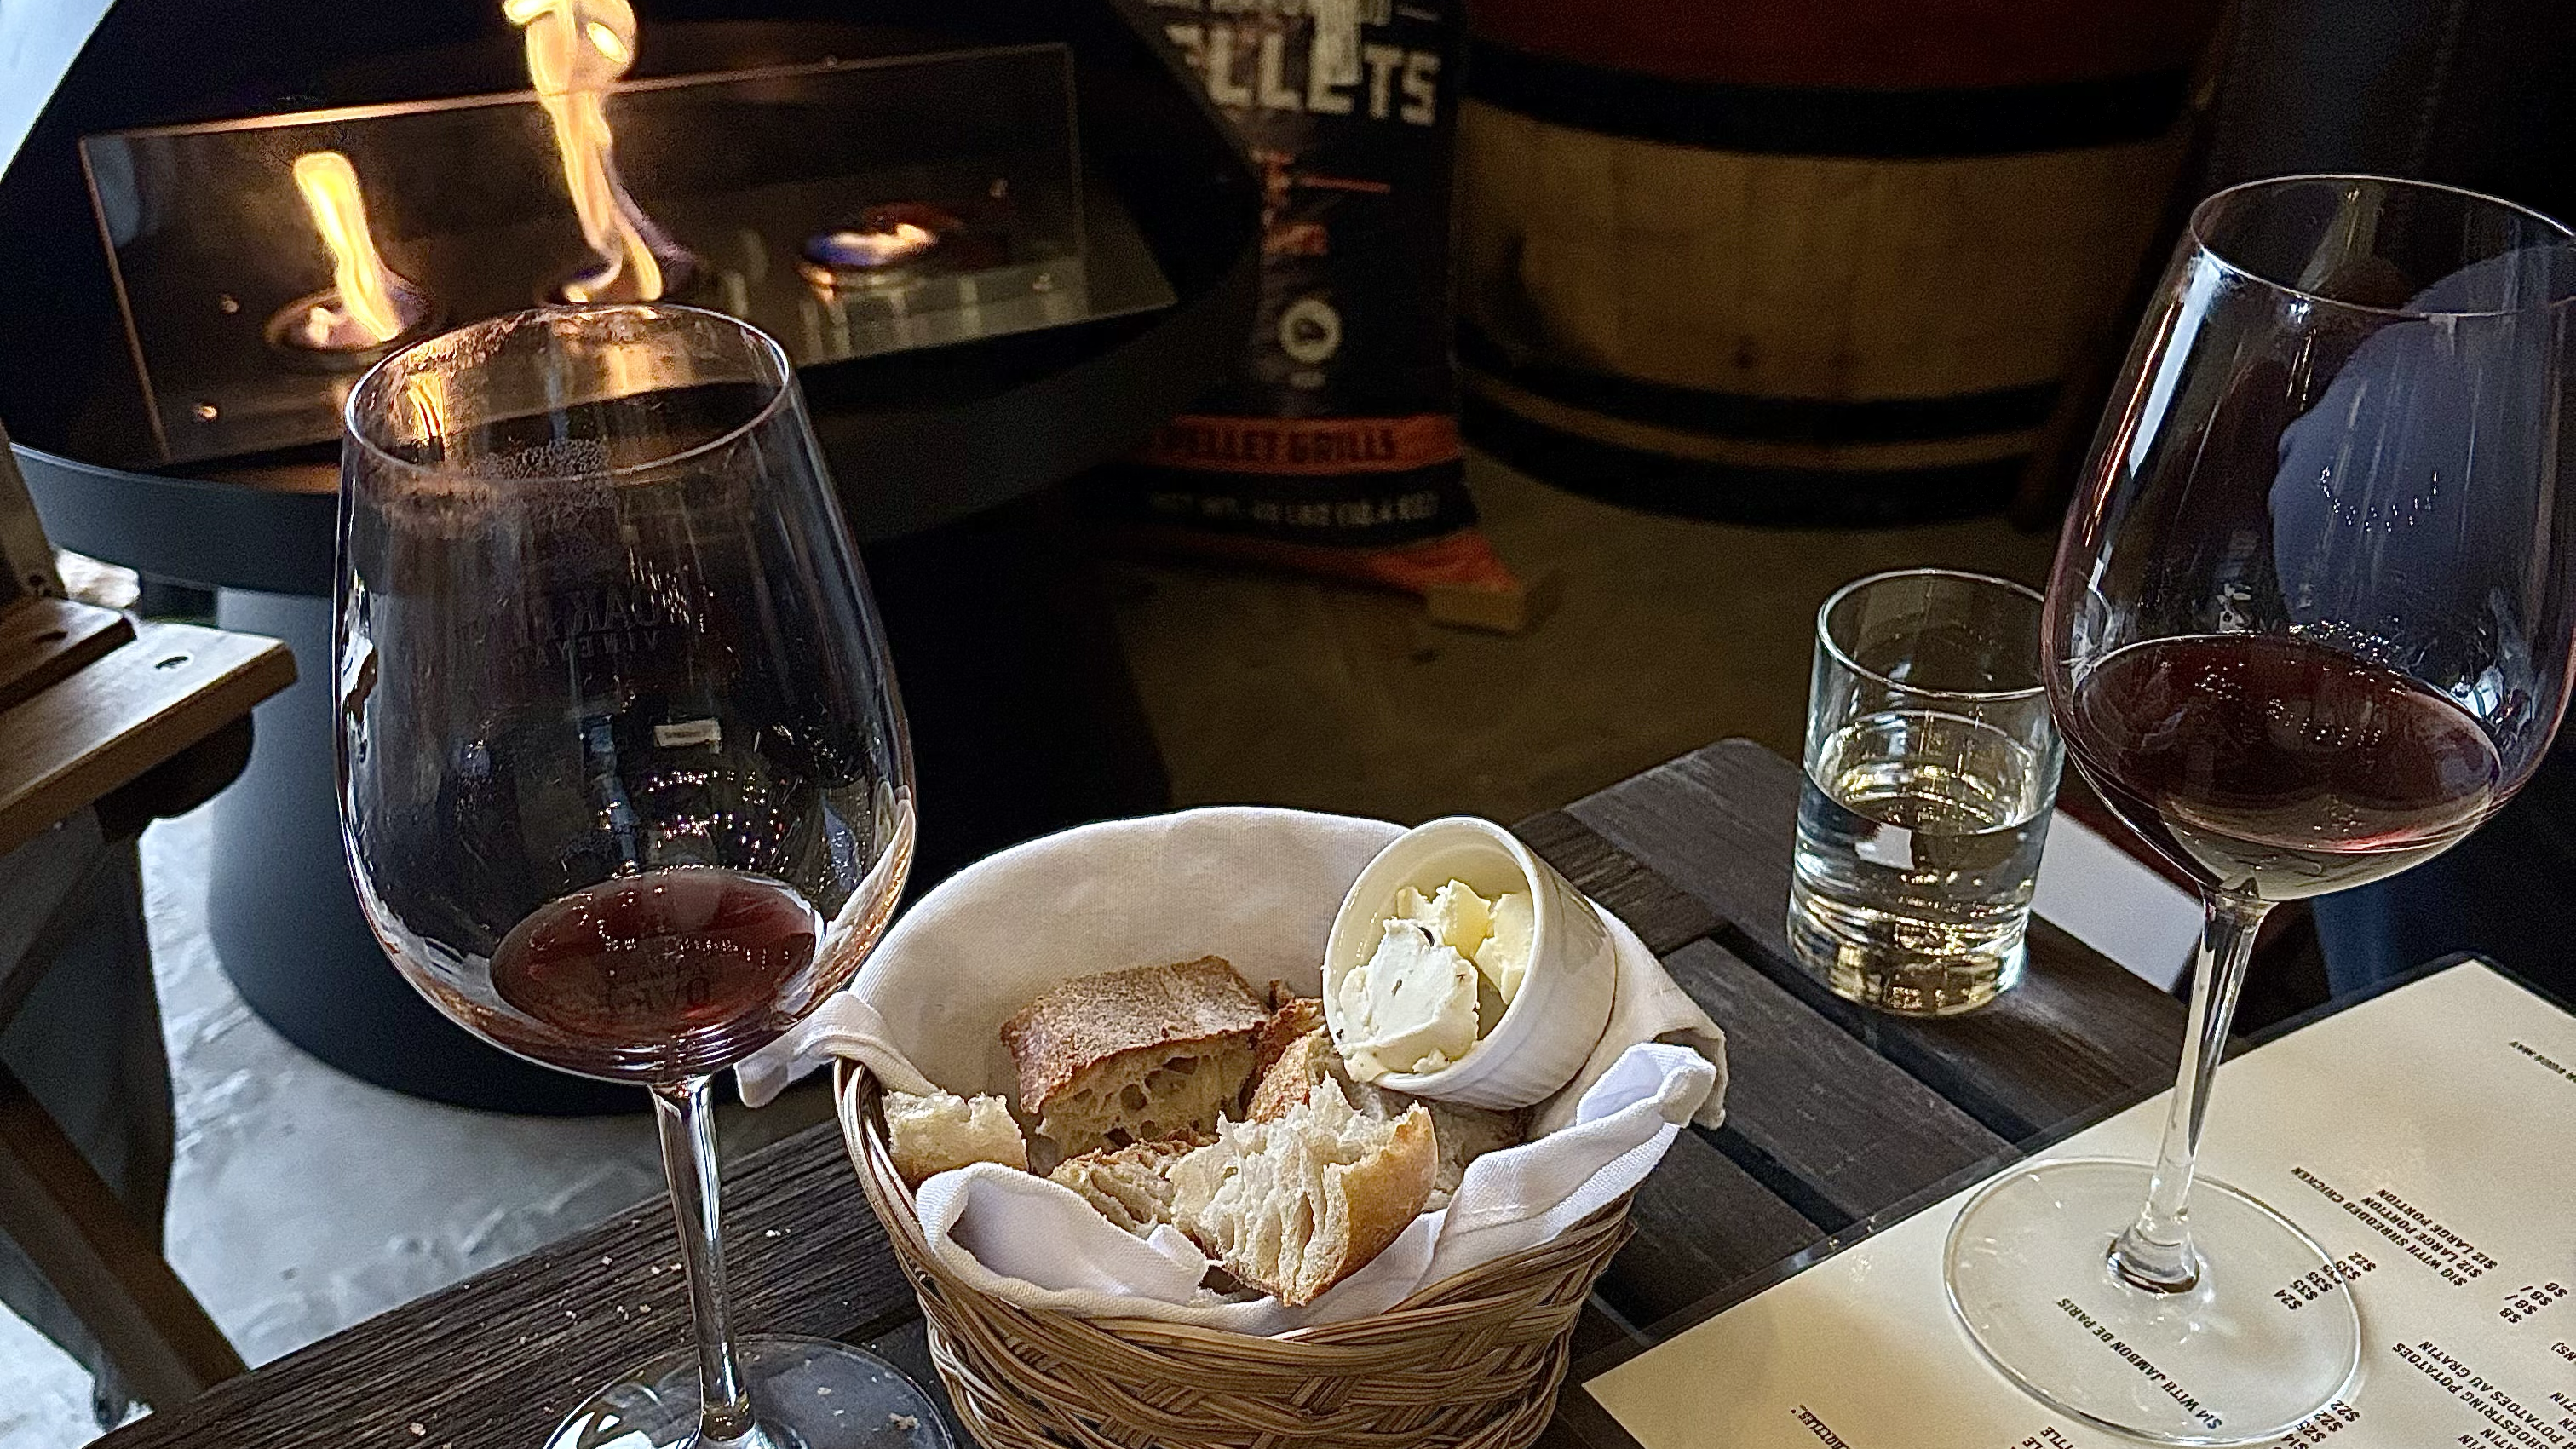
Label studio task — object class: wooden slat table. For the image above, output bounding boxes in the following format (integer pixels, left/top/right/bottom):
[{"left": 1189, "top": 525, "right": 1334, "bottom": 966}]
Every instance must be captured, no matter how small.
[{"left": 101, "top": 738, "right": 2187, "bottom": 1449}]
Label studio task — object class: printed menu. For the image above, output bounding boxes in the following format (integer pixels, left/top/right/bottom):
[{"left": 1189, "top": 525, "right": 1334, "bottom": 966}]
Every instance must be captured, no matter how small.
[{"left": 1584, "top": 962, "right": 2576, "bottom": 1449}]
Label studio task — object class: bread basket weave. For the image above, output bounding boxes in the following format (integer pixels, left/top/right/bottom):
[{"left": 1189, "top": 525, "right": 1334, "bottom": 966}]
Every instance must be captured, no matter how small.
[{"left": 837, "top": 1065, "right": 1636, "bottom": 1449}]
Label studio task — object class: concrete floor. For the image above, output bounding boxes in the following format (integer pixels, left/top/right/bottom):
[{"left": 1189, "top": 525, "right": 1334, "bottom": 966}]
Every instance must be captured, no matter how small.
[
  {"left": 0, "top": 812, "right": 837, "bottom": 1449},
  {"left": 2, "top": 452, "right": 2164, "bottom": 1447}
]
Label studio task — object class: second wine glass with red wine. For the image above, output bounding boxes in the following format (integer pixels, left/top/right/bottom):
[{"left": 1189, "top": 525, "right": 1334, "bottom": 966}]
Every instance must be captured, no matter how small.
[
  {"left": 337, "top": 304, "right": 936, "bottom": 1449},
  {"left": 1945, "top": 175, "right": 2576, "bottom": 1445}
]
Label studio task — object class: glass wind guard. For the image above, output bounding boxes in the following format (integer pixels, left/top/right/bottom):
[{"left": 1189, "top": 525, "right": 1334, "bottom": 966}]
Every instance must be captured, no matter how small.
[{"left": 82, "top": 44, "right": 1147, "bottom": 465}]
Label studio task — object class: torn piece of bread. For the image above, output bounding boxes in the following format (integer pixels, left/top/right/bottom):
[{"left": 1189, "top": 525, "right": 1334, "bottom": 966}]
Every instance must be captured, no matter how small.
[
  {"left": 1247, "top": 992, "right": 1351, "bottom": 1118},
  {"left": 1170, "top": 1081, "right": 1434, "bottom": 1306},
  {"left": 1258, "top": 991, "right": 1328, "bottom": 1048},
  {"left": 1247, "top": 1021, "right": 1345, "bottom": 1122},
  {"left": 1047, "top": 1133, "right": 1208, "bottom": 1235},
  {"left": 1348, "top": 1081, "right": 1523, "bottom": 1209},
  {"left": 1244, "top": 993, "right": 1332, "bottom": 1119},
  {"left": 1003, "top": 957, "right": 1269, "bottom": 1156},
  {"left": 1246, "top": 1000, "right": 1527, "bottom": 1208},
  {"left": 883, "top": 1090, "right": 1027, "bottom": 1187}
]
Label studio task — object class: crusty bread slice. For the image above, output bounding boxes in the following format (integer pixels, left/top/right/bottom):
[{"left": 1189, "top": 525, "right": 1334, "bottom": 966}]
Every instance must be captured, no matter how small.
[
  {"left": 1243, "top": 994, "right": 1334, "bottom": 1119},
  {"left": 1003, "top": 957, "right": 1269, "bottom": 1156},
  {"left": 1258, "top": 992, "right": 1328, "bottom": 1049},
  {"left": 1247, "top": 1021, "right": 1343, "bottom": 1121},
  {"left": 1170, "top": 1081, "right": 1435, "bottom": 1306},
  {"left": 883, "top": 1090, "right": 1027, "bottom": 1187},
  {"left": 1246, "top": 1004, "right": 1527, "bottom": 1208},
  {"left": 1047, "top": 1133, "right": 1208, "bottom": 1235}
]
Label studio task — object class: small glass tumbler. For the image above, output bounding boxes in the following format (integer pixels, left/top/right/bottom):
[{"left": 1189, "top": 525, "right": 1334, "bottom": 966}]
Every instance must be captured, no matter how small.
[{"left": 1787, "top": 568, "right": 2061, "bottom": 1015}]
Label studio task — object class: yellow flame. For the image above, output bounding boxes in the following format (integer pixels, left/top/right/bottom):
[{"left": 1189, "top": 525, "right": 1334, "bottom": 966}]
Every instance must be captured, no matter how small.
[
  {"left": 506, "top": 0, "right": 661, "bottom": 302},
  {"left": 400, "top": 373, "right": 451, "bottom": 456},
  {"left": 584, "top": 20, "right": 631, "bottom": 64},
  {"left": 290, "top": 152, "right": 406, "bottom": 346}
]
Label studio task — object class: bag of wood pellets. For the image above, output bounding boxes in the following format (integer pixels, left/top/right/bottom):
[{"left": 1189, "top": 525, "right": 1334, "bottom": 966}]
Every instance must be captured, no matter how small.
[{"left": 1098, "top": 0, "right": 1532, "bottom": 630}]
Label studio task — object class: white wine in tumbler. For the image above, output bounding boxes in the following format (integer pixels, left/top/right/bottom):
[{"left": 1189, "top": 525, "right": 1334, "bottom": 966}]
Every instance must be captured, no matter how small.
[
  {"left": 1785, "top": 571, "right": 2060, "bottom": 1015},
  {"left": 1791, "top": 709, "right": 2051, "bottom": 1011}
]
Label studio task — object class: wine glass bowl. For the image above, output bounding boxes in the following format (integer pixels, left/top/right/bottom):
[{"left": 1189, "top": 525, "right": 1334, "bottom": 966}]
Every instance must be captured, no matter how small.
[
  {"left": 340, "top": 305, "right": 912, "bottom": 1085},
  {"left": 1946, "top": 175, "right": 2576, "bottom": 1446},
  {"left": 336, "top": 303, "right": 934, "bottom": 1449},
  {"left": 2044, "top": 175, "right": 2576, "bottom": 903}
]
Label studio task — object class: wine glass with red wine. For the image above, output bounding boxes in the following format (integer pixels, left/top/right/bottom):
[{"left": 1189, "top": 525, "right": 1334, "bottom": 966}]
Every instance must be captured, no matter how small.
[
  {"left": 1945, "top": 175, "right": 2576, "bottom": 1445},
  {"left": 337, "top": 305, "right": 939, "bottom": 1449}
]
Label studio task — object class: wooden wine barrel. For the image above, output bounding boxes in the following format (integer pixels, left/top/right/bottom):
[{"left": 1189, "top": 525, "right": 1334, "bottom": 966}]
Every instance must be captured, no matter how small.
[{"left": 1458, "top": 1, "right": 2223, "bottom": 524}]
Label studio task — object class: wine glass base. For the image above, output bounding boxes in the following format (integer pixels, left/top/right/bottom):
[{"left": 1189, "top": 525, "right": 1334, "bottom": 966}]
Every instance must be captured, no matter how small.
[
  {"left": 1945, "top": 1159, "right": 2360, "bottom": 1446},
  {"left": 543, "top": 1335, "right": 953, "bottom": 1449}
]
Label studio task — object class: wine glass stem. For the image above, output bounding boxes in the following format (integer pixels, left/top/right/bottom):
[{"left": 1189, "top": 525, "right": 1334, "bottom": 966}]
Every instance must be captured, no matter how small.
[
  {"left": 653, "top": 1076, "right": 756, "bottom": 1446},
  {"left": 2110, "top": 889, "right": 2269, "bottom": 1294}
]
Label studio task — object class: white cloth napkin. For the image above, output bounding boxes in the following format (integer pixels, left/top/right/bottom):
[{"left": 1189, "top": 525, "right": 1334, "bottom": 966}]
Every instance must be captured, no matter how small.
[{"left": 738, "top": 806, "right": 1728, "bottom": 1331}]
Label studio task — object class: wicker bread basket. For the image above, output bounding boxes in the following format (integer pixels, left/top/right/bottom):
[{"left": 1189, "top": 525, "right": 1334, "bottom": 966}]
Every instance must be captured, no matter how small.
[{"left": 837, "top": 1063, "right": 1636, "bottom": 1449}]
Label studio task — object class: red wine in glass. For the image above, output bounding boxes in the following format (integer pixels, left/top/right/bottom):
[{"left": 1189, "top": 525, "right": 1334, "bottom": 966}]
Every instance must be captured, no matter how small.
[
  {"left": 467, "top": 868, "right": 823, "bottom": 1083},
  {"left": 2065, "top": 634, "right": 2500, "bottom": 900}
]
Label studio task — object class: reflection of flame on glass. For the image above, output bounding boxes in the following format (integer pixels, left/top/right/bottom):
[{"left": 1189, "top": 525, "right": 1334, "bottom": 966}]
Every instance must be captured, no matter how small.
[
  {"left": 398, "top": 373, "right": 451, "bottom": 458},
  {"left": 798, "top": 203, "right": 961, "bottom": 294},
  {"left": 268, "top": 151, "right": 431, "bottom": 357},
  {"left": 506, "top": 0, "right": 693, "bottom": 302},
  {"left": 813, "top": 223, "right": 937, "bottom": 268}
]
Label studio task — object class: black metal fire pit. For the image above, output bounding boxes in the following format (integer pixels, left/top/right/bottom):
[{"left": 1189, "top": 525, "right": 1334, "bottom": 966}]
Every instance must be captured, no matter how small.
[{"left": 0, "top": 0, "right": 1256, "bottom": 1112}]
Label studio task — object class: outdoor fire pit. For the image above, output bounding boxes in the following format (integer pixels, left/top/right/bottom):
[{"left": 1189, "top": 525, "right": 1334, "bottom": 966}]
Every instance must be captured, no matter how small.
[{"left": 0, "top": 0, "right": 1256, "bottom": 1111}]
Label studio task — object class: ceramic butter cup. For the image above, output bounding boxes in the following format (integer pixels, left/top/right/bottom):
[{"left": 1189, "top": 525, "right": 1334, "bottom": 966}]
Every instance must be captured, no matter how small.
[{"left": 1320, "top": 816, "right": 1617, "bottom": 1109}]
